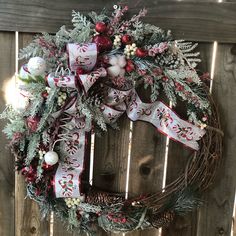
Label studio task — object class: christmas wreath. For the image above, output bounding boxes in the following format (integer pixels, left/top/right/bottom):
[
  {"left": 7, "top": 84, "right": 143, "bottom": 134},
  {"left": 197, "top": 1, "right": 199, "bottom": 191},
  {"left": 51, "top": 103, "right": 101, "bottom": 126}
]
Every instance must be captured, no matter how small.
[{"left": 1, "top": 5, "right": 223, "bottom": 235}]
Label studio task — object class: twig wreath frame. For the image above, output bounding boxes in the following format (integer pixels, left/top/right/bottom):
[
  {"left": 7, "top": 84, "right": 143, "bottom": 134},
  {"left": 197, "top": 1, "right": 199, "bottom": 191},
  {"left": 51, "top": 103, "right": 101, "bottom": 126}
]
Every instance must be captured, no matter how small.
[{"left": 1, "top": 5, "right": 223, "bottom": 235}]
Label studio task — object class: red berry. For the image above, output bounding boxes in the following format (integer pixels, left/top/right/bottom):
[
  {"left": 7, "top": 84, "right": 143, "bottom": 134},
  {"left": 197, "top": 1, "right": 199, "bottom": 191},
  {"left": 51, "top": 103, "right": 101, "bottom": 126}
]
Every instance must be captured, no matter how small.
[
  {"left": 41, "top": 91, "right": 48, "bottom": 98},
  {"left": 92, "top": 35, "right": 113, "bottom": 52},
  {"left": 95, "top": 22, "right": 107, "bottom": 33},
  {"left": 125, "top": 59, "right": 135, "bottom": 72},
  {"left": 27, "top": 175, "right": 36, "bottom": 183},
  {"left": 35, "top": 189, "right": 41, "bottom": 196},
  {"left": 162, "top": 76, "right": 169, "bottom": 82},
  {"left": 21, "top": 167, "right": 29, "bottom": 176},
  {"left": 125, "top": 64, "right": 135, "bottom": 73},
  {"left": 135, "top": 48, "right": 148, "bottom": 58},
  {"left": 121, "top": 34, "right": 132, "bottom": 44},
  {"left": 175, "top": 82, "right": 184, "bottom": 91}
]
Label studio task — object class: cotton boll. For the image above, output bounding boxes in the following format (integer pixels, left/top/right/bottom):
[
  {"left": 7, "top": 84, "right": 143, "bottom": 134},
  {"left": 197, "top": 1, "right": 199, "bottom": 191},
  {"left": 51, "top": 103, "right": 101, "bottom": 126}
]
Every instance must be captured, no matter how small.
[
  {"left": 119, "top": 68, "right": 126, "bottom": 77},
  {"left": 107, "top": 65, "right": 121, "bottom": 77},
  {"left": 117, "top": 55, "right": 126, "bottom": 67},
  {"left": 27, "top": 57, "right": 46, "bottom": 76},
  {"left": 109, "top": 56, "right": 118, "bottom": 66}
]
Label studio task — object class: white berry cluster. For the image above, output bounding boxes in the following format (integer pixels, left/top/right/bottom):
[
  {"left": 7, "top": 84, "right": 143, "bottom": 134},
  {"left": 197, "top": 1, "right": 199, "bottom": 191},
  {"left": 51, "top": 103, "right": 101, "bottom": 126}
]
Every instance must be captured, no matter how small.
[
  {"left": 124, "top": 43, "right": 137, "bottom": 58},
  {"left": 65, "top": 197, "right": 84, "bottom": 209},
  {"left": 38, "top": 150, "right": 46, "bottom": 160},
  {"left": 57, "top": 91, "right": 67, "bottom": 106},
  {"left": 46, "top": 87, "right": 51, "bottom": 93},
  {"left": 113, "top": 35, "right": 121, "bottom": 48}
]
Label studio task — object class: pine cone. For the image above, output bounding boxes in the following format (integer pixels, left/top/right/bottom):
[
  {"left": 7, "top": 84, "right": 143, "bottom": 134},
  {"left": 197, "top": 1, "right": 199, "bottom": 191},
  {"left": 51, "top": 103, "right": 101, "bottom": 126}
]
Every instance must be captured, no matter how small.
[
  {"left": 150, "top": 211, "right": 175, "bottom": 228},
  {"left": 156, "top": 54, "right": 181, "bottom": 69},
  {"left": 86, "top": 187, "right": 125, "bottom": 206}
]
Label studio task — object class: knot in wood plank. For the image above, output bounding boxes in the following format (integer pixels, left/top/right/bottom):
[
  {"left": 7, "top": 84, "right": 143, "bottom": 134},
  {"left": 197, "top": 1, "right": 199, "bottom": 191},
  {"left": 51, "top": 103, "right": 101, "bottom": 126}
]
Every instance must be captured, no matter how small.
[{"left": 29, "top": 226, "right": 37, "bottom": 234}]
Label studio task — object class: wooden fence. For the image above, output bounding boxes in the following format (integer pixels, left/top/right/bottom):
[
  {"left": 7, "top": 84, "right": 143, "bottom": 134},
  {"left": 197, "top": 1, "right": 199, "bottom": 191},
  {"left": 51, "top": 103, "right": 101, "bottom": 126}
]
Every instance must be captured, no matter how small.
[{"left": 0, "top": 1, "right": 236, "bottom": 235}]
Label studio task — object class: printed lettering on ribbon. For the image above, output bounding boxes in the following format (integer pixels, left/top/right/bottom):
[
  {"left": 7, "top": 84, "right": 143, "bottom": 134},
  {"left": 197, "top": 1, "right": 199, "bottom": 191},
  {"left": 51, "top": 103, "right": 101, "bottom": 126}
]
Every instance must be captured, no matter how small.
[{"left": 67, "top": 43, "right": 97, "bottom": 72}]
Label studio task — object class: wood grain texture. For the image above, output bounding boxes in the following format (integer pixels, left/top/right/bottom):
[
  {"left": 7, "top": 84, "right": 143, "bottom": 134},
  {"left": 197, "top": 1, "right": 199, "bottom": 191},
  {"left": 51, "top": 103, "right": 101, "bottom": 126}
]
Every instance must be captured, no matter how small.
[
  {"left": 93, "top": 115, "right": 130, "bottom": 236},
  {"left": 128, "top": 122, "right": 166, "bottom": 197},
  {"left": 0, "top": 1, "right": 235, "bottom": 42},
  {"left": 15, "top": 33, "right": 50, "bottom": 236},
  {"left": 0, "top": 32, "right": 15, "bottom": 236},
  {"left": 53, "top": 223, "right": 87, "bottom": 236},
  {"left": 127, "top": 87, "right": 166, "bottom": 236},
  {"left": 93, "top": 115, "right": 130, "bottom": 193},
  {"left": 162, "top": 112, "right": 196, "bottom": 236},
  {"left": 196, "top": 44, "right": 236, "bottom": 236},
  {"left": 162, "top": 42, "right": 213, "bottom": 236}
]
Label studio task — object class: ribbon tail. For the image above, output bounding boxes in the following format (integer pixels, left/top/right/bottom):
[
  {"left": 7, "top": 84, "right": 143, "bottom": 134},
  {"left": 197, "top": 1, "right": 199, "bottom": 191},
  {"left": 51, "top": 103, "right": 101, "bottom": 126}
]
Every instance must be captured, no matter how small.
[
  {"left": 54, "top": 128, "right": 87, "bottom": 198},
  {"left": 126, "top": 92, "right": 205, "bottom": 151}
]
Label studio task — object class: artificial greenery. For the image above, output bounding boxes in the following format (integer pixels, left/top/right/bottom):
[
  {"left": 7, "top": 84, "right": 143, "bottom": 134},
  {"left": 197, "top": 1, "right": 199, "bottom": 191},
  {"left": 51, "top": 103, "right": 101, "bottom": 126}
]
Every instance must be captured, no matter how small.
[{"left": 0, "top": 4, "right": 214, "bottom": 235}]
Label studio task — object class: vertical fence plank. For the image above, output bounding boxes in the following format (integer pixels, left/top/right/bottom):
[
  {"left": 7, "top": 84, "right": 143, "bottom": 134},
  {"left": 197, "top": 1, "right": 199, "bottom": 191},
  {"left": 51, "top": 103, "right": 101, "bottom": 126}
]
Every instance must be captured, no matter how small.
[
  {"left": 93, "top": 115, "right": 130, "bottom": 193},
  {"left": 0, "top": 32, "right": 15, "bottom": 236},
  {"left": 128, "top": 88, "right": 166, "bottom": 236},
  {"left": 93, "top": 115, "right": 130, "bottom": 235},
  {"left": 162, "top": 138, "right": 197, "bottom": 236},
  {"left": 162, "top": 42, "right": 213, "bottom": 236},
  {"left": 197, "top": 43, "right": 236, "bottom": 236},
  {"left": 15, "top": 33, "right": 50, "bottom": 236}
]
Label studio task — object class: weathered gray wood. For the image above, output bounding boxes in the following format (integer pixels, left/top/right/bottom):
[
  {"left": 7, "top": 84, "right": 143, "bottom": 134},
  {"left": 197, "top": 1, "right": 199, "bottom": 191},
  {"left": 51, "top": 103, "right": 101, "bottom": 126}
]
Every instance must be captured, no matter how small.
[
  {"left": 162, "top": 43, "right": 213, "bottom": 236},
  {"left": 0, "top": 32, "right": 15, "bottom": 236},
  {"left": 162, "top": 109, "right": 197, "bottom": 236},
  {"left": 127, "top": 87, "right": 166, "bottom": 236},
  {"left": 0, "top": 1, "right": 235, "bottom": 43},
  {"left": 196, "top": 44, "right": 236, "bottom": 236},
  {"left": 15, "top": 33, "right": 50, "bottom": 236},
  {"left": 93, "top": 115, "right": 130, "bottom": 193},
  {"left": 93, "top": 115, "right": 130, "bottom": 236}
]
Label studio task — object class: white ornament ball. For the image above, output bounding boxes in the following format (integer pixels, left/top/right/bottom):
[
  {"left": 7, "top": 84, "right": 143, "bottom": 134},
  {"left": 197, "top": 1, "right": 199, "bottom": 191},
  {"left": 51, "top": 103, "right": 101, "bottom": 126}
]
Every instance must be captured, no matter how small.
[
  {"left": 27, "top": 57, "right": 46, "bottom": 76},
  {"left": 44, "top": 151, "right": 59, "bottom": 165}
]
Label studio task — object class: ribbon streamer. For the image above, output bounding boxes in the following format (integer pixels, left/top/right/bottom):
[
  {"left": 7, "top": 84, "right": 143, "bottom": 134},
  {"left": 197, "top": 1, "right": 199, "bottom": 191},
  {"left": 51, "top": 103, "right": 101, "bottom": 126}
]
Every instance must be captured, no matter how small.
[{"left": 46, "top": 43, "right": 205, "bottom": 198}]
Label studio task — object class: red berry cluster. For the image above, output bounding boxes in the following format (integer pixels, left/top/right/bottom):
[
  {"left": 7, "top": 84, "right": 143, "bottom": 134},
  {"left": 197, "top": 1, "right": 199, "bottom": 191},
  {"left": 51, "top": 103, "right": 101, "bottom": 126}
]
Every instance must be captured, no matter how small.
[{"left": 107, "top": 213, "right": 127, "bottom": 224}]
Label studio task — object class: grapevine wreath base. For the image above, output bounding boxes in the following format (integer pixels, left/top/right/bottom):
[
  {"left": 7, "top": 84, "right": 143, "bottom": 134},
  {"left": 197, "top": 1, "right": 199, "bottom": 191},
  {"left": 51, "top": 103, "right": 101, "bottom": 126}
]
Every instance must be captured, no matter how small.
[{"left": 1, "top": 5, "right": 223, "bottom": 235}]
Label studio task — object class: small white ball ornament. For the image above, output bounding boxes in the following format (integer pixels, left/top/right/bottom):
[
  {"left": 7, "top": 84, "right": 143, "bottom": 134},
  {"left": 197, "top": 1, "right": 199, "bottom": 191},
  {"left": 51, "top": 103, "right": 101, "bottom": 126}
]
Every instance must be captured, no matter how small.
[
  {"left": 27, "top": 57, "right": 46, "bottom": 76},
  {"left": 44, "top": 151, "right": 59, "bottom": 165}
]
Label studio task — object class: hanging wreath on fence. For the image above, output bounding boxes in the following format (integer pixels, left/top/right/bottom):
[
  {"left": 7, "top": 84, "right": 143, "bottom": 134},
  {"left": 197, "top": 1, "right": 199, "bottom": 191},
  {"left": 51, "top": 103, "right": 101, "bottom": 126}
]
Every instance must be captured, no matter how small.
[{"left": 1, "top": 5, "right": 223, "bottom": 235}]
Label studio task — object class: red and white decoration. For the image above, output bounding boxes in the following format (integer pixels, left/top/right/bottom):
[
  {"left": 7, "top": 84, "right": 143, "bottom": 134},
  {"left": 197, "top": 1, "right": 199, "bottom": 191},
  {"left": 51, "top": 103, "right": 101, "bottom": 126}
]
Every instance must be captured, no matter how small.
[
  {"left": 45, "top": 43, "right": 206, "bottom": 198},
  {"left": 67, "top": 43, "right": 97, "bottom": 72}
]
